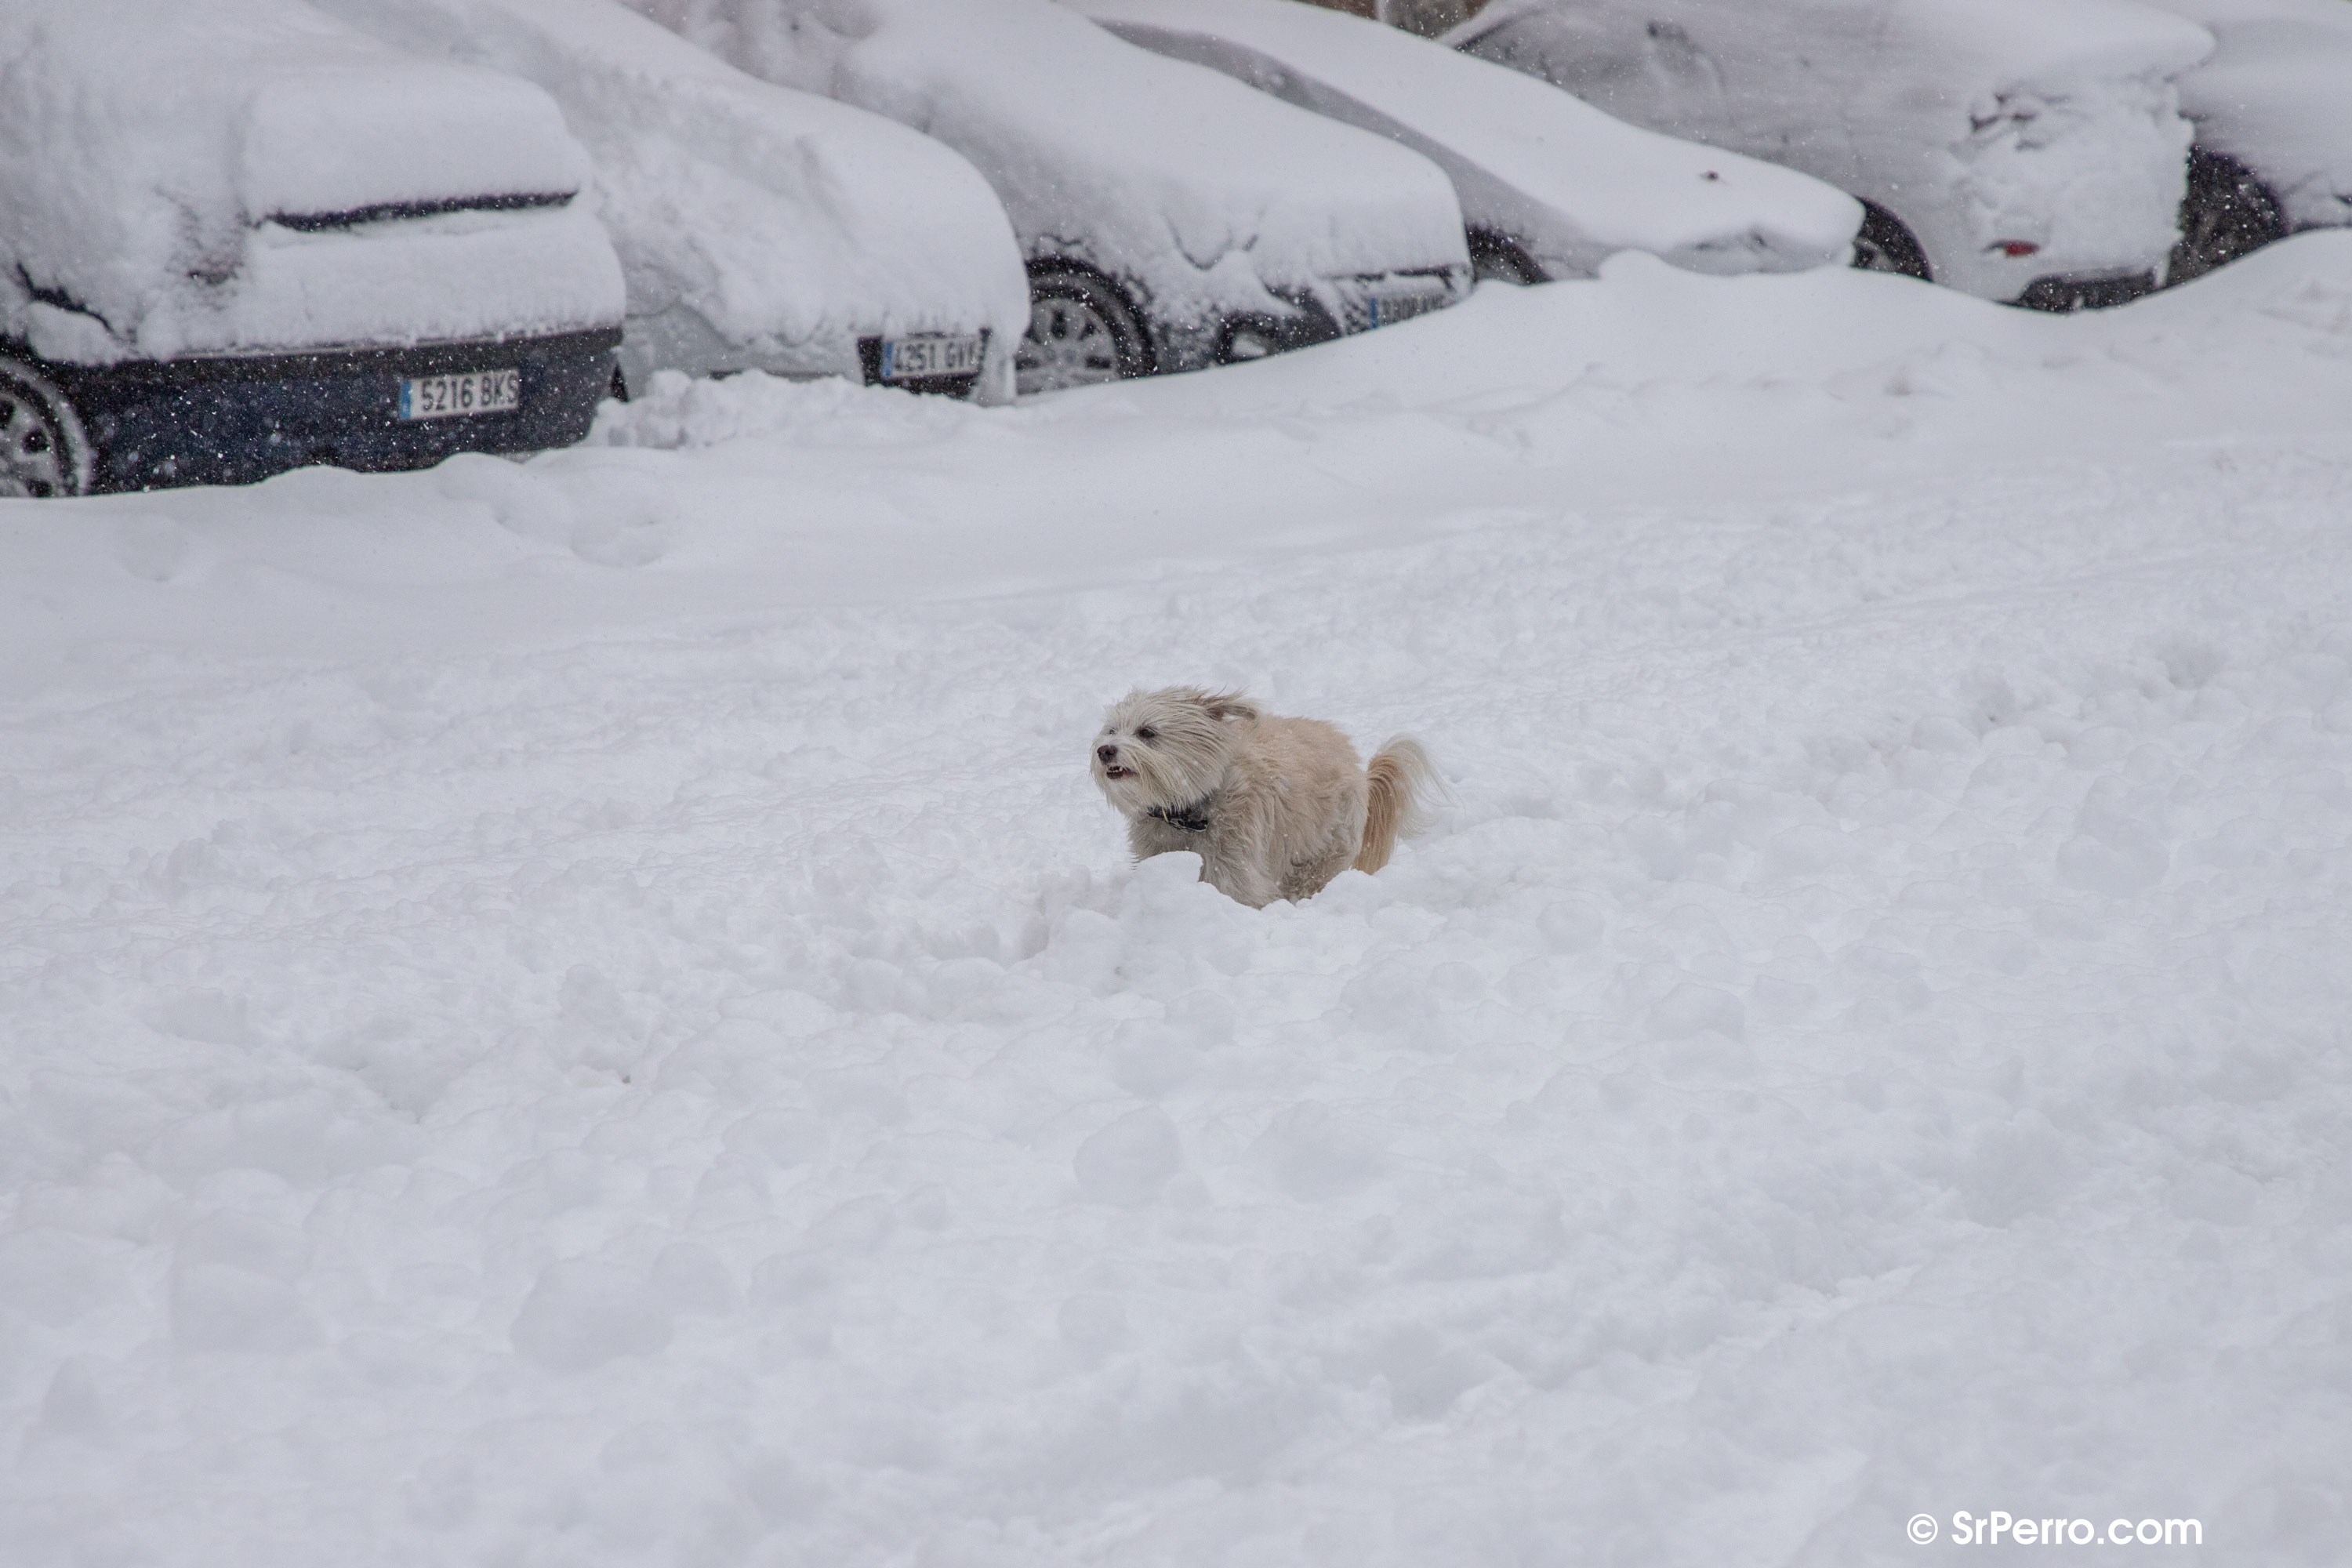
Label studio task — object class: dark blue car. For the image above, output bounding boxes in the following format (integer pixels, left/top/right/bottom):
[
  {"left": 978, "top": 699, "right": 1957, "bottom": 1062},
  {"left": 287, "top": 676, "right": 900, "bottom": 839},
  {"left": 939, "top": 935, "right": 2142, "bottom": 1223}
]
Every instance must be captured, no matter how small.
[{"left": 1, "top": 0, "right": 629, "bottom": 498}]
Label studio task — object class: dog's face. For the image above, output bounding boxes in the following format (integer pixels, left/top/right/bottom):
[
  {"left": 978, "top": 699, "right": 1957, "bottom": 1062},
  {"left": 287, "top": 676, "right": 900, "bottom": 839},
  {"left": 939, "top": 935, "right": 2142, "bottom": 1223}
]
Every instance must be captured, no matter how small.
[{"left": 1091, "top": 687, "right": 1256, "bottom": 814}]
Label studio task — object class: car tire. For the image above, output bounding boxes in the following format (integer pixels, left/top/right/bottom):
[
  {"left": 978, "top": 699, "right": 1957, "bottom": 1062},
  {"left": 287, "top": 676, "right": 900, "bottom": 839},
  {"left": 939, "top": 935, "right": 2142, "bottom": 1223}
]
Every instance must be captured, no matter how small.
[
  {"left": 1468, "top": 227, "right": 1544, "bottom": 286},
  {"left": 0, "top": 355, "right": 95, "bottom": 499},
  {"left": 1849, "top": 201, "right": 1933, "bottom": 281},
  {"left": 2169, "top": 149, "right": 2286, "bottom": 287},
  {"left": 1016, "top": 267, "right": 1150, "bottom": 395}
]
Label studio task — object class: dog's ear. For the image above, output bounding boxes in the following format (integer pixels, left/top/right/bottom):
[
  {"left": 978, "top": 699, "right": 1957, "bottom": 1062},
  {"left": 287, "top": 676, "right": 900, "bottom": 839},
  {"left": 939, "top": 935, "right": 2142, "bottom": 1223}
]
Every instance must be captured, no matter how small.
[{"left": 1201, "top": 691, "right": 1258, "bottom": 723}]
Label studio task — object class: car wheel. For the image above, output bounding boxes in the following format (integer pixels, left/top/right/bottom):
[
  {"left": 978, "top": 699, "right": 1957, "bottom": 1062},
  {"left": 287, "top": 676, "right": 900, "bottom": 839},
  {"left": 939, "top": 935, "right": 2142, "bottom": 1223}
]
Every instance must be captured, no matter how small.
[
  {"left": 1849, "top": 201, "right": 1932, "bottom": 281},
  {"left": 1468, "top": 227, "right": 1544, "bottom": 286},
  {"left": 0, "top": 356, "right": 94, "bottom": 499},
  {"left": 2169, "top": 149, "right": 2286, "bottom": 286},
  {"left": 1017, "top": 267, "right": 1149, "bottom": 395}
]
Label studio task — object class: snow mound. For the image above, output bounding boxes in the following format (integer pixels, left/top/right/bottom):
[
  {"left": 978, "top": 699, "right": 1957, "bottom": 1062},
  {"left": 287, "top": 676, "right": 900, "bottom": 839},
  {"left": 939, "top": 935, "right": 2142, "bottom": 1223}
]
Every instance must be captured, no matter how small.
[
  {"left": 591, "top": 365, "right": 987, "bottom": 449},
  {"left": 4, "top": 232, "right": 2352, "bottom": 1567}
]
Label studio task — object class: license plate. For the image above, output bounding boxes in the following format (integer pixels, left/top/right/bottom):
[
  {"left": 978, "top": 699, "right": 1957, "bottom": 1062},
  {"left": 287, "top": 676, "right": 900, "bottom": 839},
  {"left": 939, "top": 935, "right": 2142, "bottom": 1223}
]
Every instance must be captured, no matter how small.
[
  {"left": 399, "top": 368, "right": 521, "bottom": 420},
  {"left": 1367, "top": 285, "right": 1448, "bottom": 329},
  {"left": 878, "top": 334, "right": 983, "bottom": 382}
]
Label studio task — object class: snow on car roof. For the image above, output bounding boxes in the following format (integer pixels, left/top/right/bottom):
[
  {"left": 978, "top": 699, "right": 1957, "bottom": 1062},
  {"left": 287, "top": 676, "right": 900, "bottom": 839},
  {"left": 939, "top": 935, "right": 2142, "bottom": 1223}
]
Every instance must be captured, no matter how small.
[
  {"left": 315, "top": 0, "right": 1031, "bottom": 387},
  {"left": 1, "top": 0, "right": 619, "bottom": 361},
  {"left": 1068, "top": 0, "right": 1860, "bottom": 278},
  {"left": 630, "top": 0, "right": 1470, "bottom": 332},
  {"left": 1460, "top": 0, "right": 2213, "bottom": 90}
]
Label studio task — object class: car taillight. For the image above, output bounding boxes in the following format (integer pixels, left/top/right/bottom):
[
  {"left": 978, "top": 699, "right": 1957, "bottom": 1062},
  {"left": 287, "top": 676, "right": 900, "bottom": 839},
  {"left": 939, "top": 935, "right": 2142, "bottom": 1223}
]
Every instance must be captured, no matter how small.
[{"left": 1994, "top": 241, "right": 2041, "bottom": 258}]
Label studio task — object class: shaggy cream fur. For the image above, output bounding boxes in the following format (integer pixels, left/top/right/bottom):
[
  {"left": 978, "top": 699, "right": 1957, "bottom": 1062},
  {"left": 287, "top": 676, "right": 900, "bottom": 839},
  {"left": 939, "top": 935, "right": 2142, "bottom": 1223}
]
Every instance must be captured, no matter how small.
[{"left": 1089, "top": 687, "right": 1438, "bottom": 907}]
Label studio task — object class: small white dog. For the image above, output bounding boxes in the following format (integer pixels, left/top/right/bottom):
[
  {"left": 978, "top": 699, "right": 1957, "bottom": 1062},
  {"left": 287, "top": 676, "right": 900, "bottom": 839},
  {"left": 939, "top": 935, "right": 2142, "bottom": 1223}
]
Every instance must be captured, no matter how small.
[{"left": 1089, "top": 686, "right": 1439, "bottom": 907}]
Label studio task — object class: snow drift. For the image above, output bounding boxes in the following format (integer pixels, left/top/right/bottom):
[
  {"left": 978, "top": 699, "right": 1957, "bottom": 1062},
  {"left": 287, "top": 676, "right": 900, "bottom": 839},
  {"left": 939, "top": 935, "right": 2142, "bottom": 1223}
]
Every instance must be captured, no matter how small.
[{"left": 5, "top": 232, "right": 2352, "bottom": 1566}]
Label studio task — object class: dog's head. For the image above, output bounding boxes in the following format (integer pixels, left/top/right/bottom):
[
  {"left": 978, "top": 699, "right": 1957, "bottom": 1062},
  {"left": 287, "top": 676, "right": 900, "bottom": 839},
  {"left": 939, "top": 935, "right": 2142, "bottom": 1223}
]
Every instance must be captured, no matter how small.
[{"left": 1091, "top": 686, "right": 1258, "bottom": 814}]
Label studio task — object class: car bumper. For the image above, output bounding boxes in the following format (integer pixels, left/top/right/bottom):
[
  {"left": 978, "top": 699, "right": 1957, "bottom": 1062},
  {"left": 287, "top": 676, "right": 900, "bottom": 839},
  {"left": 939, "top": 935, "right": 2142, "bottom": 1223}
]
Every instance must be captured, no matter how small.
[
  {"left": 1327, "top": 268, "right": 1468, "bottom": 334},
  {"left": 856, "top": 328, "right": 994, "bottom": 397},
  {"left": 2012, "top": 270, "right": 2157, "bottom": 313},
  {"left": 1203, "top": 265, "right": 1474, "bottom": 368},
  {"left": 619, "top": 314, "right": 1000, "bottom": 404},
  {"left": 42, "top": 326, "right": 620, "bottom": 493}
]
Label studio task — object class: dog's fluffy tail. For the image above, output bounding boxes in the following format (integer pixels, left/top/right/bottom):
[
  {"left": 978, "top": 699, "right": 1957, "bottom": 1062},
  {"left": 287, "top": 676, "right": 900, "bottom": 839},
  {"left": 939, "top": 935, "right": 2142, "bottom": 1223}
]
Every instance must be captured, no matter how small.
[{"left": 1355, "top": 735, "right": 1440, "bottom": 875}]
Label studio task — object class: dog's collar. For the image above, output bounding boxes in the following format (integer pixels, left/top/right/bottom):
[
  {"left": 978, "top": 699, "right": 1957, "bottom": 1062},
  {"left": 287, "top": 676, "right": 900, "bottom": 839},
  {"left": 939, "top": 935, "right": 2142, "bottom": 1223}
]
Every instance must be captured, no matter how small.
[{"left": 1145, "top": 793, "right": 1216, "bottom": 833}]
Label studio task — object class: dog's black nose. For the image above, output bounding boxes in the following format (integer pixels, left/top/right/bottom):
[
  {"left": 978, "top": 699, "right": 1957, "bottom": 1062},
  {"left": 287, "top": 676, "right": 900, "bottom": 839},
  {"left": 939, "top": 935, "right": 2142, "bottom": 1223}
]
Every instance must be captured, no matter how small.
[{"left": 1096, "top": 744, "right": 1119, "bottom": 764}]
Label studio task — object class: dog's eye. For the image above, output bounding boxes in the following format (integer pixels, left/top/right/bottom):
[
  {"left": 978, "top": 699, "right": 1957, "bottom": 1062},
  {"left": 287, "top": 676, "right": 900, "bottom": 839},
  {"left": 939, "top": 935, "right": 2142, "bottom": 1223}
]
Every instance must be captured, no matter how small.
[{"left": 1134, "top": 727, "right": 1156, "bottom": 742}]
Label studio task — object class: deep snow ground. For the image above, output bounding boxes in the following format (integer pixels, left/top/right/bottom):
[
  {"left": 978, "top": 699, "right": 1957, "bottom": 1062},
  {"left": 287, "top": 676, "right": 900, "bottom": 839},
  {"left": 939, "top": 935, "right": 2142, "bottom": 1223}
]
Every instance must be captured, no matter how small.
[{"left": 5, "top": 240, "right": 2352, "bottom": 1566}]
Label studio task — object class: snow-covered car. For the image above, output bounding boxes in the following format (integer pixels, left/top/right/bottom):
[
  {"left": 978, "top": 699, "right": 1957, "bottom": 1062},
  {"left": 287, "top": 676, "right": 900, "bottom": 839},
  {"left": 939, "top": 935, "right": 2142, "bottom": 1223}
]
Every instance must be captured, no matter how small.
[
  {"left": 0, "top": 0, "right": 626, "bottom": 498},
  {"left": 1067, "top": 0, "right": 1861, "bottom": 285},
  {"left": 627, "top": 0, "right": 1475, "bottom": 394},
  {"left": 314, "top": 0, "right": 1031, "bottom": 402},
  {"left": 2129, "top": 0, "right": 2352, "bottom": 283},
  {"left": 1449, "top": 0, "right": 2216, "bottom": 310}
]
